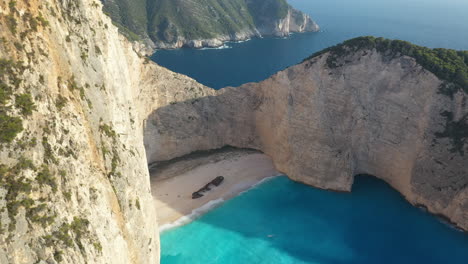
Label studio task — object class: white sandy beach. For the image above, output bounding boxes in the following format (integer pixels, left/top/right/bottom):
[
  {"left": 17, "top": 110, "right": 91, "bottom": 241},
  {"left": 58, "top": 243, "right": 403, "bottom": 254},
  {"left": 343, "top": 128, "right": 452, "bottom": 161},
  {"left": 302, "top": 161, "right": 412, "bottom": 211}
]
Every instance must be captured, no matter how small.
[{"left": 150, "top": 151, "right": 279, "bottom": 229}]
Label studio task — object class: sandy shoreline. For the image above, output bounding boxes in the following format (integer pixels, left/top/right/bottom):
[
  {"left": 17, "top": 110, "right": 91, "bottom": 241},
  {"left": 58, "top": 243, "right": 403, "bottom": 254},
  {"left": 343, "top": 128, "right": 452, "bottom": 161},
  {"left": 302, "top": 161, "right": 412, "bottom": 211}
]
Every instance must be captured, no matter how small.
[{"left": 150, "top": 149, "right": 279, "bottom": 230}]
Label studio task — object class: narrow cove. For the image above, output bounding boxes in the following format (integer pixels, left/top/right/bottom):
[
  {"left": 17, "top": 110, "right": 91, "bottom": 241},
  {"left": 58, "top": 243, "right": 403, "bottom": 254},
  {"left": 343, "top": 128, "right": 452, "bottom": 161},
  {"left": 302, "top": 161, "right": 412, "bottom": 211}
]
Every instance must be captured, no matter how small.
[{"left": 149, "top": 0, "right": 468, "bottom": 263}]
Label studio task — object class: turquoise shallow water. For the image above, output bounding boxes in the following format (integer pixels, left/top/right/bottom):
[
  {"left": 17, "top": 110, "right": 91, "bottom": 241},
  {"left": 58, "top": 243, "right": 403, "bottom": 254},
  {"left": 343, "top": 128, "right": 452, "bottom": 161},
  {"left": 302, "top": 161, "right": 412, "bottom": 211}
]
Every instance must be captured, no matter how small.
[
  {"left": 161, "top": 176, "right": 468, "bottom": 264},
  {"left": 152, "top": 0, "right": 468, "bottom": 89}
]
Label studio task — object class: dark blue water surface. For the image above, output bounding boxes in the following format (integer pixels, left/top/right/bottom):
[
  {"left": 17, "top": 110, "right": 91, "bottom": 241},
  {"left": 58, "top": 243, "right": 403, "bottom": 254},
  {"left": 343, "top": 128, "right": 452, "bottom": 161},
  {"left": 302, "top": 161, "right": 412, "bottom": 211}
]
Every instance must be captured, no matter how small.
[
  {"left": 152, "top": 0, "right": 468, "bottom": 89},
  {"left": 161, "top": 176, "right": 468, "bottom": 264}
]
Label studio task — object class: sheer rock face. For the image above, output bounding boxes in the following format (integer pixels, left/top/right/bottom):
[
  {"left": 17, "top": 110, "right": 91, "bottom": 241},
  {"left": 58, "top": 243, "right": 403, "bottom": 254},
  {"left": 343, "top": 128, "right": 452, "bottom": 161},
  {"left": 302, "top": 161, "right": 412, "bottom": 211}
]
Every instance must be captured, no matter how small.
[
  {"left": 255, "top": 7, "right": 319, "bottom": 37},
  {"left": 1, "top": 1, "right": 466, "bottom": 263},
  {"left": 145, "top": 49, "right": 468, "bottom": 231},
  {"left": 0, "top": 0, "right": 212, "bottom": 263}
]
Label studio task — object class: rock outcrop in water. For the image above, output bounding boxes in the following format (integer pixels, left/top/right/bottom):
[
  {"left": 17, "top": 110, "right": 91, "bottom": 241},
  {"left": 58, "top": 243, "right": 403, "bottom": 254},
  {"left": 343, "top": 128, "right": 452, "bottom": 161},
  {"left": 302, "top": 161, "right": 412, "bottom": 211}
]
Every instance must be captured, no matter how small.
[{"left": 145, "top": 38, "right": 468, "bottom": 231}]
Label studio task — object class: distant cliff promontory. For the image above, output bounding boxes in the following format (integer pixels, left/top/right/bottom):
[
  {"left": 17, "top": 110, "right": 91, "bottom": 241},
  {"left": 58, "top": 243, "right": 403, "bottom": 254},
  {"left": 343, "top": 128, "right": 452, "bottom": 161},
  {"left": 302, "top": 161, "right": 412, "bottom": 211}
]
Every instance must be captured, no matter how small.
[{"left": 101, "top": 0, "right": 319, "bottom": 51}]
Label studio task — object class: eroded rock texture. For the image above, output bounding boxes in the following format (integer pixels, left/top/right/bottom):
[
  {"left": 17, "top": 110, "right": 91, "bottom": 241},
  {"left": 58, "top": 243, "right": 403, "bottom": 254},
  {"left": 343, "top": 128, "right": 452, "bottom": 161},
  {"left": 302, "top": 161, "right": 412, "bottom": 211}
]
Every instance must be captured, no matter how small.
[
  {"left": 145, "top": 49, "right": 468, "bottom": 231},
  {"left": 0, "top": 0, "right": 212, "bottom": 263}
]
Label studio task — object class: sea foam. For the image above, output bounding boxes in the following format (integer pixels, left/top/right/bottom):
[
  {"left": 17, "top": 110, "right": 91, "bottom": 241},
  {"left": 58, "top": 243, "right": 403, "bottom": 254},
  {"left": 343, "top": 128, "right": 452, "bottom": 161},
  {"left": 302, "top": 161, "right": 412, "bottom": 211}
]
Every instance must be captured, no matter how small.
[
  {"left": 159, "top": 175, "right": 282, "bottom": 233},
  {"left": 199, "top": 44, "right": 231, "bottom": 50},
  {"left": 159, "top": 199, "right": 225, "bottom": 233}
]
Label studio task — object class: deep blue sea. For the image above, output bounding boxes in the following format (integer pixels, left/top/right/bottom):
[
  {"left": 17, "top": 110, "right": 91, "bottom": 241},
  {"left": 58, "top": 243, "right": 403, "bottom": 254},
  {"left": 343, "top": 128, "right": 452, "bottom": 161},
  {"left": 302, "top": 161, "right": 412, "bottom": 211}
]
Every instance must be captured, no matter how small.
[
  {"left": 157, "top": 0, "right": 468, "bottom": 263},
  {"left": 161, "top": 176, "right": 468, "bottom": 264},
  {"left": 152, "top": 0, "right": 468, "bottom": 89}
]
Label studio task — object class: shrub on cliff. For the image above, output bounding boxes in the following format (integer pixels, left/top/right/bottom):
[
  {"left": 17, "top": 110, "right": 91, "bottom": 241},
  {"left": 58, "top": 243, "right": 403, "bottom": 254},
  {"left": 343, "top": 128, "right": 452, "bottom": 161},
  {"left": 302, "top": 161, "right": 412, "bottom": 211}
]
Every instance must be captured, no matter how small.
[
  {"left": 15, "top": 93, "right": 35, "bottom": 116},
  {"left": 0, "top": 112, "right": 23, "bottom": 143}
]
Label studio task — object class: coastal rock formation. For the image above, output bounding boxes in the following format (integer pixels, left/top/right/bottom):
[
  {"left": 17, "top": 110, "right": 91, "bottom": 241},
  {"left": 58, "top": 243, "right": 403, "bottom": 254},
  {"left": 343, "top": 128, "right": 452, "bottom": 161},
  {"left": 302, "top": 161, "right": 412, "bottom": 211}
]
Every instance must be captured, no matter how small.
[
  {"left": 145, "top": 40, "right": 468, "bottom": 231},
  {"left": 0, "top": 0, "right": 212, "bottom": 263},
  {"left": 1, "top": 0, "right": 466, "bottom": 262},
  {"left": 101, "top": 0, "right": 319, "bottom": 51},
  {"left": 152, "top": 6, "right": 319, "bottom": 50}
]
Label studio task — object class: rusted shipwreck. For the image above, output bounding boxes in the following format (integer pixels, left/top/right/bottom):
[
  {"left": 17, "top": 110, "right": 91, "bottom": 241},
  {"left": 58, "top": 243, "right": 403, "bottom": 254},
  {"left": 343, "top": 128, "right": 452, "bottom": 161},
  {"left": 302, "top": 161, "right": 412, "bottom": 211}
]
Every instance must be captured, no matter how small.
[{"left": 192, "top": 176, "right": 225, "bottom": 199}]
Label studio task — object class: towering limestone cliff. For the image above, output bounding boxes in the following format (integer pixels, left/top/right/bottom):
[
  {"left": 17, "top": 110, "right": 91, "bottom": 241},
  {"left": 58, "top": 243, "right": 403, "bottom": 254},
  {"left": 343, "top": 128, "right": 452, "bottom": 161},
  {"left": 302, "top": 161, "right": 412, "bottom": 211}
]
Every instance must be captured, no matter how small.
[
  {"left": 101, "top": 0, "right": 319, "bottom": 51},
  {"left": 0, "top": 0, "right": 212, "bottom": 263},
  {"left": 145, "top": 37, "right": 468, "bottom": 231},
  {"left": 1, "top": 0, "right": 466, "bottom": 263}
]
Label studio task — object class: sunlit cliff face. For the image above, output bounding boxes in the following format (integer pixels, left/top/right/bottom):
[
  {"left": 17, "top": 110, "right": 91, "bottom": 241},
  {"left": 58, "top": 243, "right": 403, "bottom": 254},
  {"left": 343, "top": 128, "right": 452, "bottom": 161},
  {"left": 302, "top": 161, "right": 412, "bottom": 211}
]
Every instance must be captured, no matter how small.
[{"left": 144, "top": 48, "right": 468, "bottom": 232}]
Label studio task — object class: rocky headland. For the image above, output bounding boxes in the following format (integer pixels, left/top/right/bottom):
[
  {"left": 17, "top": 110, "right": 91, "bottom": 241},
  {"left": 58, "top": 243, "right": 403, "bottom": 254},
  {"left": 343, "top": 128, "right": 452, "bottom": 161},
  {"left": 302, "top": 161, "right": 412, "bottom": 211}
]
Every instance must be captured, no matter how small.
[
  {"left": 150, "top": 7, "right": 320, "bottom": 50},
  {"left": 101, "top": 0, "right": 319, "bottom": 52}
]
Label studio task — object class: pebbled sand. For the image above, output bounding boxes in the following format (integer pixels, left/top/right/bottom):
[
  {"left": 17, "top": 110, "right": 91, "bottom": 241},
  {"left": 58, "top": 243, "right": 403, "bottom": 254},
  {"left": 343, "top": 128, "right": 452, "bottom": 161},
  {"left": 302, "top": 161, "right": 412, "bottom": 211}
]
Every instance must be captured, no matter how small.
[{"left": 150, "top": 149, "right": 279, "bottom": 229}]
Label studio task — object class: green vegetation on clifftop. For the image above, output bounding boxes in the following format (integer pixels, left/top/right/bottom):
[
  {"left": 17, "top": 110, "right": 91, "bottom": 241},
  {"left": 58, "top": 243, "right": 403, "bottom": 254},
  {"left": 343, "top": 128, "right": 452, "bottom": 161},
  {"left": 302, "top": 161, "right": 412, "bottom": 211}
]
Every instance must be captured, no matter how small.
[
  {"left": 101, "top": 0, "right": 306, "bottom": 47},
  {"left": 102, "top": 0, "right": 147, "bottom": 38},
  {"left": 306, "top": 36, "right": 468, "bottom": 155},
  {"left": 307, "top": 36, "right": 468, "bottom": 96}
]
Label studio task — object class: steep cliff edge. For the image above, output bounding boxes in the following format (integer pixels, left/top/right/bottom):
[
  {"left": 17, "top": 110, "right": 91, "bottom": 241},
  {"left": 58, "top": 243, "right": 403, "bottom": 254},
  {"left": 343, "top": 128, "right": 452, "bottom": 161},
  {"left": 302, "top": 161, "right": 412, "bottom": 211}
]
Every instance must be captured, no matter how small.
[
  {"left": 0, "top": 0, "right": 212, "bottom": 263},
  {"left": 1, "top": 0, "right": 466, "bottom": 262},
  {"left": 145, "top": 37, "right": 468, "bottom": 231},
  {"left": 101, "top": 0, "right": 319, "bottom": 51}
]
